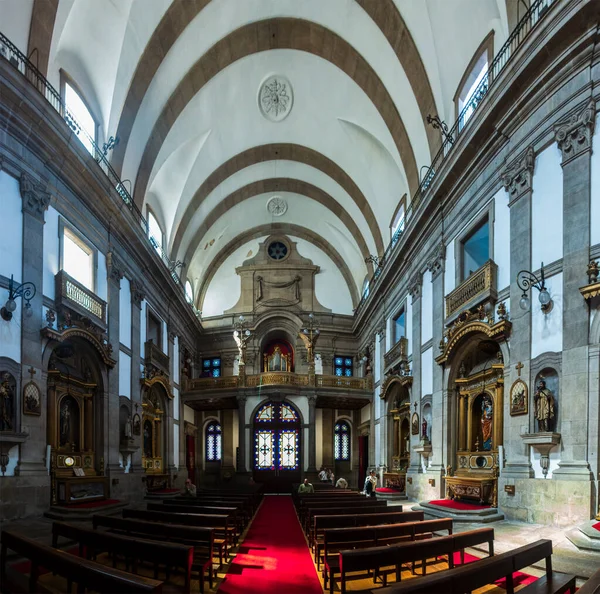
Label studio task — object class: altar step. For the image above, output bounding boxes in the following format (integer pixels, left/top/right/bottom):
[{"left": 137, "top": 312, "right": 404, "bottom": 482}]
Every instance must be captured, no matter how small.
[
  {"left": 44, "top": 500, "right": 128, "bottom": 521},
  {"left": 413, "top": 500, "right": 505, "bottom": 523},
  {"left": 565, "top": 520, "right": 600, "bottom": 552}
]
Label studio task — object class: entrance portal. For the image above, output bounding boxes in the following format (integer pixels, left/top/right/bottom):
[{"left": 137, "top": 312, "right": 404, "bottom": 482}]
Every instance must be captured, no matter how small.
[{"left": 252, "top": 401, "right": 301, "bottom": 492}]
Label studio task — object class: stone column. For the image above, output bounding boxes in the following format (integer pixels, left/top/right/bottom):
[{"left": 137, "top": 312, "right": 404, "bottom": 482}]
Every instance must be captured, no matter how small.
[
  {"left": 18, "top": 173, "right": 51, "bottom": 477},
  {"left": 428, "top": 243, "right": 446, "bottom": 475},
  {"left": 502, "top": 146, "right": 535, "bottom": 479},
  {"left": 221, "top": 409, "right": 236, "bottom": 479},
  {"left": 105, "top": 252, "right": 123, "bottom": 476},
  {"left": 307, "top": 394, "right": 317, "bottom": 472},
  {"left": 236, "top": 394, "right": 247, "bottom": 473},
  {"left": 322, "top": 408, "right": 334, "bottom": 469},
  {"left": 166, "top": 330, "right": 177, "bottom": 474},
  {"left": 553, "top": 99, "right": 595, "bottom": 480},
  {"left": 377, "top": 324, "right": 388, "bottom": 469},
  {"left": 129, "top": 280, "right": 144, "bottom": 473},
  {"left": 408, "top": 272, "right": 423, "bottom": 474}
]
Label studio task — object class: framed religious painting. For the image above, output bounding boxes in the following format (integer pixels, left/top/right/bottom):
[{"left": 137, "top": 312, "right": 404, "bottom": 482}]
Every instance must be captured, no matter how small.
[
  {"left": 23, "top": 381, "right": 41, "bottom": 416},
  {"left": 411, "top": 412, "right": 419, "bottom": 435},
  {"left": 509, "top": 378, "right": 528, "bottom": 416}
]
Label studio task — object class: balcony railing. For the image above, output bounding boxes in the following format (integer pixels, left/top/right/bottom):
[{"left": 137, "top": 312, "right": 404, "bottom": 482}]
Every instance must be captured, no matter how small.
[
  {"left": 0, "top": 32, "right": 201, "bottom": 319},
  {"left": 445, "top": 260, "right": 497, "bottom": 319},
  {"left": 384, "top": 336, "right": 408, "bottom": 369},
  {"left": 55, "top": 270, "right": 106, "bottom": 328},
  {"left": 185, "top": 372, "right": 373, "bottom": 392},
  {"left": 144, "top": 340, "right": 170, "bottom": 375},
  {"left": 354, "top": 0, "right": 556, "bottom": 316}
]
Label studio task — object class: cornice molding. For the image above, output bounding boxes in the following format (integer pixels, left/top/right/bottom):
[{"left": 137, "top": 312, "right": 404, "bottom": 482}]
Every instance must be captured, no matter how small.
[
  {"left": 106, "top": 251, "right": 124, "bottom": 284},
  {"left": 426, "top": 242, "right": 446, "bottom": 280},
  {"left": 502, "top": 146, "right": 534, "bottom": 205},
  {"left": 409, "top": 271, "right": 422, "bottom": 302},
  {"left": 554, "top": 98, "right": 596, "bottom": 165},
  {"left": 19, "top": 172, "right": 51, "bottom": 221}
]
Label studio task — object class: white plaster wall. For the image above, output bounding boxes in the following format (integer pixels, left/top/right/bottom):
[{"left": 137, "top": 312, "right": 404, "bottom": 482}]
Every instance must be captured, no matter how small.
[
  {"left": 532, "top": 145, "right": 563, "bottom": 267},
  {"left": 119, "top": 277, "right": 131, "bottom": 348},
  {"left": 0, "top": 0, "right": 34, "bottom": 54},
  {"left": 530, "top": 446, "right": 560, "bottom": 479},
  {"left": 173, "top": 423, "right": 179, "bottom": 468},
  {"left": 591, "top": 114, "right": 600, "bottom": 246},
  {"left": 96, "top": 251, "right": 107, "bottom": 301},
  {"left": 493, "top": 187, "right": 510, "bottom": 292},
  {"left": 444, "top": 240, "right": 456, "bottom": 295},
  {"left": 43, "top": 207, "right": 60, "bottom": 299},
  {"left": 173, "top": 336, "right": 179, "bottom": 385},
  {"left": 183, "top": 404, "right": 195, "bottom": 424},
  {"left": 406, "top": 296, "right": 413, "bottom": 357},
  {"left": 374, "top": 335, "right": 381, "bottom": 384},
  {"left": 361, "top": 404, "right": 370, "bottom": 424},
  {"left": 421, "top": 270, "right": 433, "bottom": 344},
  {"left": 0, "top": 288, "right": 21, "bottom": 362},
  {"left": 531, "top": 273, "right": 563, "bottom": 359},
  {"left": 374, "top": 421, "right": 381, "bottom": 467},
  {"left": 118, "top": 351, "right": 131, "bottom": 399},
  {"left": 421, "top": 347, "right": 433, "bottom": 396},
  {"left": 161, "top": 318, "right": 168, "bottom": 354},
  {"left": 173, "top": 387, "right": 179, "bottom": 421},
  {"left": 304, "top": 427, "right": 309, "bottom": 471},
  {"left": 140, "top": 300, "right": 147, "bottom": 346},
  {"left": 316, "top": 408, "right": 323, "bottom": 469},
  {"left": 386, "top": 316, "right": 392, "bottom": 352},
  {"left": 0, "top": 172, "right": 23, "bottom": 282},
  {"left": 286, "top": 396, "right": 308, "bottom": 426},
  {"left": 232, "top": 411, "right": 239, "bottom": 469}
]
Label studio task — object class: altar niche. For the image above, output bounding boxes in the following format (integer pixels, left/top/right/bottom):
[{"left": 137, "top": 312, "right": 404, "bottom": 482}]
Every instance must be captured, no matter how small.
[
  {"left": 385, "top": 382, "right": 410, "bottom": 492},
  {"left": 450, "top": 341, "right": 504, "bottom": 507},
  {"left": 141, "top": 382, "right": 170, "bottom": 475},
  {"left": 263, "top": 340, "right": 294, "bottom": 372},
  {"left": 46, "top": 339, "right": 107, "bottom": 505}
]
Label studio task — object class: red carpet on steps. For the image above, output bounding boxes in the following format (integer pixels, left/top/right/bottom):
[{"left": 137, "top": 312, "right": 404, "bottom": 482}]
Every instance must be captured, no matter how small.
[
  {"left": 218, "top": 495, "right": 322, "bottom": 594},
  {"left": 429, "top": 498, "right": 491, "bottom": 511}
]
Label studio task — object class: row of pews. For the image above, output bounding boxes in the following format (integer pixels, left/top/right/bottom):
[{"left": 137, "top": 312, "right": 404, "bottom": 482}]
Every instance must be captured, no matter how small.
[
  {"left": 0, "top": 485, "right": 262, "bottom": 594},
  {"left": 293, "top": 489, "right": 593, "bottom": 594}
]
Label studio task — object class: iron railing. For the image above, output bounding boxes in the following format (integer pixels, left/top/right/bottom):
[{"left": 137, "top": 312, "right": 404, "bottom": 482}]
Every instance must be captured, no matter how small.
[
  {"left": 355, "top": 0, "right": 556, "bottom": 314},
  {"left": 0, "top": 32, "right": 202, "bottom": 319}
]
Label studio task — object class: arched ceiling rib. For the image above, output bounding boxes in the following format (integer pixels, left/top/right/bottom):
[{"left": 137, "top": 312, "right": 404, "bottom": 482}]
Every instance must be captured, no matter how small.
[
  {"left": 197, "top": 223, "right": 361, "bottom": 312},
  {"left": 28, "top": 0, "right": 58, "bottom": 77},
  {"left": 182, "top": 178, "right": 374, "bottom": 277},
  {"left": 171, "top": 143, "right": 385, "bottom": 261},
  {"left": 130, "top": 17, "right": 420, "bottom": 206}
]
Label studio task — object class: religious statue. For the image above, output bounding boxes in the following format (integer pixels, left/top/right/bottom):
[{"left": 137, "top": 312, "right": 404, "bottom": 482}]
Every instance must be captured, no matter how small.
[
  {"left": 481, "top": 395, "right": 493, "bottom": 451},
  {"left": 123, "top": 415, "right": 133, "bottom": 440},
  {"left": 534, "top": 379, "right": 555, "bottom": 432},
  {"left": 421, "top": 418, "right": 429, "bottom": 442},
  {"left": 60, "top": 401, "right": 71, "bottom": 446},
  {"left": 404, "top": 434, "right": 410, "bottom": 456},
  {"left": 0, "top": 374, "right": 14, "bottom": 432},
  {"left": 233, "top": 329, "right": 251, "bottom": 366},
  {"left": 143, "top": 422, "right": 153, "bottom": 458},
  {"left": 132, "top": 413, "right": 141, "bottom": 436}
]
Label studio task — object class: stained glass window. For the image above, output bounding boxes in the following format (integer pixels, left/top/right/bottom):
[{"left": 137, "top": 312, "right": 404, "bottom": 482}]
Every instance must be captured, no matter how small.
[
  {"left": 334, "top": 421, "right": 350, "bottom": 461},
  {"left": 202, "top": 357, "right": 221, "bottom": 378},
  {"left": 255, "top": 430, "right": 275, "bottom": 469},
  {"left": 281, "top": 403, "right": 298, "bottom": 422},
  {"left": 205, "top": 423, "right": 222, "bottom": 461},
  {"left": 256, "top": 403, "right": 274, "bottom": 422},
  {"left": 278, "top": 431, "right": 299, "bottom": 468},
  {"left": 334, "top": 356, "right": 353, "bottom": 377}
]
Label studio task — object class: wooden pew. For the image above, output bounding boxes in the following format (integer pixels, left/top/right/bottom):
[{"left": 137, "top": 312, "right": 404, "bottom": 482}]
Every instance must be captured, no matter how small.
[
  {"left": 578, "top": 568, "right": 600, "bottom": 594},
  {"left": 375, "top": 539, "right": 576, "bottom": 594},
  {"left": 0, "top": 530, "right": 163, "bottom": 594},
  {"left": 149, "top": 502, "right": 242, "bottom": 535},
  {"left": 305, "top": 502, "right": 389, "bottom": 536},
  {"left": 193, "top": 493, "right": 256, "bottom": 517},
  {"left": 123, "top": 508, "right": 235, "bottom": 560},
  {"left": 51, "top": 521, "right": 198, "bottom": 593},
  {"left": 92, "top": 514, "right": 220, "bottom": 573},
  {"left": 184, "top": 497, "right": 252, "bottom": 526}
]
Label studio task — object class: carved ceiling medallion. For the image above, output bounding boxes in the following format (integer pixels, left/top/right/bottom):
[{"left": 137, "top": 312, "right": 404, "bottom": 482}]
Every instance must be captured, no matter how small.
[
  {"left": 267, "top": 196, "right": 288, "bottom": 216},
  {"left": 258, "top": 75, "right": 293, "bottom": 122}
]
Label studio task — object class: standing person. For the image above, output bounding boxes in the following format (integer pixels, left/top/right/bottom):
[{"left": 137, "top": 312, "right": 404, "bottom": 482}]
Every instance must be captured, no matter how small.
[
  {"left": 364, "top": 470, "right": 377, "bottom": 497},
  {"left": 182, "top": 478, "right": 197, "bottom": 497},
  {"left": 318, "top": 466, "right": 328, "bottom": 482},
  {"left": 298, "top": 478, "right": 314, "bottom": 493},
  {"left": 326, "top": 468, "right": 334, "bottom": 484}
]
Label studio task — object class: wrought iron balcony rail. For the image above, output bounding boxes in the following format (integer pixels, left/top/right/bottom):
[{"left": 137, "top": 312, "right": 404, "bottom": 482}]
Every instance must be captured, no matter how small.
[
  {"left": 354, "top": 0, "right": 556, "bottom": 316},
  {"left": 55, "top": 270, "right": 106, "bottom": 327},
  {"left": 445, "top": 260, "right": 497, "bottom": 319},
  {"left": 185, "top": 372, "right": 373, "bottom": 392},
  {"left": 0, "top": 32, "right": 201, "bottom": 319}
]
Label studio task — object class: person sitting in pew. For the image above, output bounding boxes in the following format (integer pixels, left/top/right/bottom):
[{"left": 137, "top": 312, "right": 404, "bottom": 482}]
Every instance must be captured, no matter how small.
[
  {"left": 335, "top": 477, "right": 348, "bottom": 489},
  {"left": 183, "top": 478, "right": 197, "bottom": 497},
  {"left": 298, "top": 478, "right": 315, "bottom": 494}
]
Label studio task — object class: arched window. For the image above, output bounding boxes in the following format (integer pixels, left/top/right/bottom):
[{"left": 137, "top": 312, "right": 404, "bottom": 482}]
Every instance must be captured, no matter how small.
[
  {"left": 362, "top": 277, "right": 370, "bottom": 299},
  {"left": 205, "top": 422, "right": 222, "bottom": 461},
  {"left": 64, "top": 81, "right": 96, "bottom": 155},
  {"left": 391, "top": 196, "right": 406, "bottom": 243},
  {"left": 185, "top": 280, "right": 194, "bottom": 304},
  {"left": 147, "top": 210, "right": 163, "bottom": 254},
  {"left": 334, "top": 421, "right": 350, "bottom": 461}
]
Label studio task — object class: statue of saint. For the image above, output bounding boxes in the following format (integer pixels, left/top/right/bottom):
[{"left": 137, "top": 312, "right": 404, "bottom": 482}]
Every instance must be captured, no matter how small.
[
  {"left": 0, "top": 375, "right": 14, "bottom": 432},
  {"left": 124, "top": 415, "right": 133, "bottom": 439},
  {"left": 421, "top": 418, "right": 428, "bottom": 442},
  {"left": 60, "top": 401, "right": 71, "bottom": 446},
  {"left": 143, "top": 422, "right": 153, "bottom": 458},
  {"left": 481, "top": 395, "right": 493, "bottom": 451},
  {"left": 534, "top": 379, "right": 555, "bottom": 432}
]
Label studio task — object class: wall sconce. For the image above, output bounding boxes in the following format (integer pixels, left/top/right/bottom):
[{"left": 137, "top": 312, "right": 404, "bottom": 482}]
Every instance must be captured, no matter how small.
[
  {"left": 1, "top": 274, "right": 36, "bottom": 321},
  {"left": 407, "top": 477, "right": 412, "bottom": 485},
  {"left": 428, "top": 478, "right": 435, "bottom": 487},
  {"left": 504, "top": 485, "right": 515, "bottom": 495},
  {"left": 517, "top": 263, "right": 553, "bottom": 313}
]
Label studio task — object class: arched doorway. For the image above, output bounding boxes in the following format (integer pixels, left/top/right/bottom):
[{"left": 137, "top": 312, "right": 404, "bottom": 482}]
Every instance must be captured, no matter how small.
[{"left": 252, "top": 400, "right": 301, "bottom": 492}]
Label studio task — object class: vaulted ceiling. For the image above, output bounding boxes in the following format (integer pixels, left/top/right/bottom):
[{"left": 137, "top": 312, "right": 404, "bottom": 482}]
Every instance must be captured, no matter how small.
[{"left": 3, "top": 0, "right": 511, "bottom": 316}]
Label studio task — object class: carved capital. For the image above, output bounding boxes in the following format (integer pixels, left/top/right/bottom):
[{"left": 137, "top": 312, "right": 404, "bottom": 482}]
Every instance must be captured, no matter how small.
[
  {"left": 502, "top": 146, "right": 534, "bottom": 203},
  {"left": 106, "top": 252, "right": 124, "bottom": 284},
  {"left": 409, "top": 271, "right": 422, "bottom": 301},
  {"left": 20, "top": 173, "right": 51, "bottom": 220},
  {"left": 554, "top": 98, "right": 596, "bottom": 164},
  {"left": 236, "top": 394, "right": 247, "bottom": 405},
  {"left": 307, "top": 395, "right": 317, "bottom": 407},
  {"left": 426, "top": 242, "right": 445, "bottom": 279},
  {"left": 130, "top": 279, "right": 145, "bottom": 308}
]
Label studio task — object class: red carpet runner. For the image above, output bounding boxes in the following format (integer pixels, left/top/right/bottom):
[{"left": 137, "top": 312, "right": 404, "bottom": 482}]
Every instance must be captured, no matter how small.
[{"left": 218, "top": 495, "right": 322, "bottom": 594}]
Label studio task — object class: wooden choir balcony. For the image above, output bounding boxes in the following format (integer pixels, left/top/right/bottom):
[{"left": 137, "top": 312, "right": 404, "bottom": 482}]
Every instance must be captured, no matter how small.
[
  {"left": 384, "top": 337, "right": 408, "bottom": 372},
  {"left": 144, "top": 340, "right": 170, "bottom": 375},
  {"left": 445, "top": 260, "right": 497, "bottom": 320},
  {"left": 184, "top": 372, "right": 373, "bottom": 393},
  {"left": 55, "top": 270, "right": 106, "bottom": 329}
]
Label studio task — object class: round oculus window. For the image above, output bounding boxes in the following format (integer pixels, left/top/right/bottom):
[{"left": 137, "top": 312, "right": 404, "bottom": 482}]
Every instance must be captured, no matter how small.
[{"left": 267, "top": 241, "right": 288, "bottom": 260}]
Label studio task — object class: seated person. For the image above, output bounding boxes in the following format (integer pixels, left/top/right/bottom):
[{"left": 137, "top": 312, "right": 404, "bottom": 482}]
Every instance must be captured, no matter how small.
[
  {"left": 363, "top": 470, "right": 377, "bottom": 497},
  {"left": 335, "top": 477, "right": 348, "bottom": 489},
  {"left": 318, "top": 467, "right": 328, "bottom": 482},
  {"left": 298, "top": 478, "right": 314, "bottom": 494},
  {"left": 182, "top": 478, "right": 197, "bottom": 497}
]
